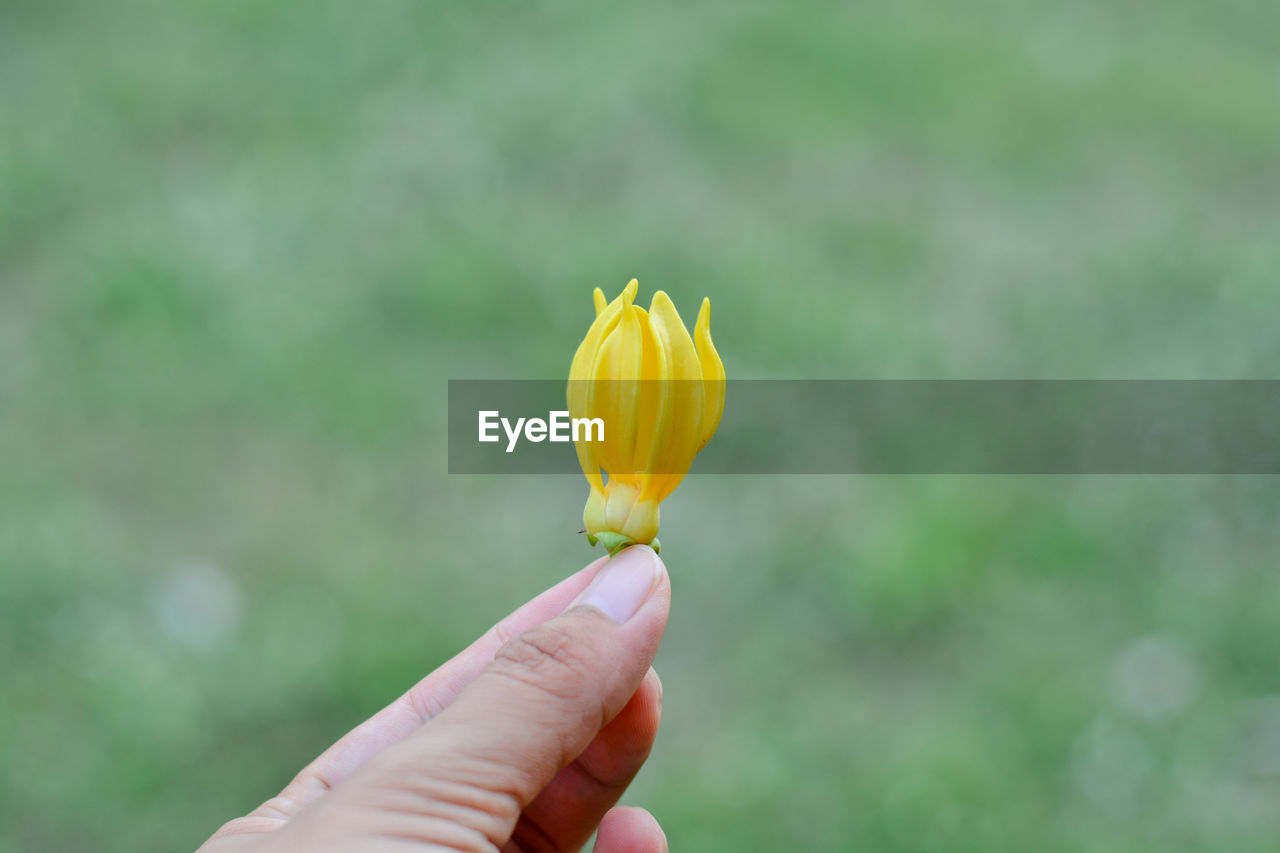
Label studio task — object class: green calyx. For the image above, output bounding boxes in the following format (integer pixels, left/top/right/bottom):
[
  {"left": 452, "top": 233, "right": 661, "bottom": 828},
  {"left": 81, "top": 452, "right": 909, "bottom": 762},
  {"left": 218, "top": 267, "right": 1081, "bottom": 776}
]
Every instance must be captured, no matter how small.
[{"left": 583, "top": 530, "right": 661, "bottom": 557}]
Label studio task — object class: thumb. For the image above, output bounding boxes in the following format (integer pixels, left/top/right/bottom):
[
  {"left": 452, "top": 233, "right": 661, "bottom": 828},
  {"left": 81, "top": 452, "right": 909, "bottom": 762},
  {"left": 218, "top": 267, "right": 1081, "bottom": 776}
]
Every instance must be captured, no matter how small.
[{"left": 284, "top": 545, "right": 670, "bottom": 850}]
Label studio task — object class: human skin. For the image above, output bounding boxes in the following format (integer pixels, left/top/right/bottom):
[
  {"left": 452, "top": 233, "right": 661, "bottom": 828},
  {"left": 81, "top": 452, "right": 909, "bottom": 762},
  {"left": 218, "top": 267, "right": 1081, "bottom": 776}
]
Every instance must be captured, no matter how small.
[{"left": 198, "top": 546, "right": 670, "bottom": 853}]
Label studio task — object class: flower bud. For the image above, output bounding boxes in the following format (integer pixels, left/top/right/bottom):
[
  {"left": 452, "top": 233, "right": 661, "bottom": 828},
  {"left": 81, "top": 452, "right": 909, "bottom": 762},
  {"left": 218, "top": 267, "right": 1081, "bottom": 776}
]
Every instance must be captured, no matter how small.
[{"left": 567, "top": 279, "right": 725, "bottom": 552}]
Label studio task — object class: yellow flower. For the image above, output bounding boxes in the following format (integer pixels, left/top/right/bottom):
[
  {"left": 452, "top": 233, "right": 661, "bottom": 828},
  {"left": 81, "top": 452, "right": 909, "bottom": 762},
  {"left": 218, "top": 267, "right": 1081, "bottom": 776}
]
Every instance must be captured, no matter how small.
[{"left": 567, "top": 278, "right": 725, "bottom": 553}]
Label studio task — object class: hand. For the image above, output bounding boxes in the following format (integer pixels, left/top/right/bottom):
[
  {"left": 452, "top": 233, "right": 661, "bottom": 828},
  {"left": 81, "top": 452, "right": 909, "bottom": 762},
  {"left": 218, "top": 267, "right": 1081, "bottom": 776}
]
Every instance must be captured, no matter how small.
[{"left": 199, "top": 545, "right": 671, "bottom": 853}]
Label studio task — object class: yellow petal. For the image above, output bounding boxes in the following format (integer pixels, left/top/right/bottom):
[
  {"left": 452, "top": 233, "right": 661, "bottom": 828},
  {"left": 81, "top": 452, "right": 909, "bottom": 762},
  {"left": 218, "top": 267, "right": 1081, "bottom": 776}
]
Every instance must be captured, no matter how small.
[
  {"left": 620, "top": 498, "right": 659, "bottom": 544},
  {"left": 568, "top": 283, "right": 635, "bottom": 488},
  {"left": 630, "top": 304, "right": 670, "bottom": 477},
  {"left": 604, "top": 481, "right": 640, "bottom": 532},
  {"left": 587, "top": 290, "right": 644, "bottom": 475},
  {"left": 694, "top": 297, "right": 725, "bottom": 449},
  {"left": 582, "top": 483, "right": 606, "bottom": 532},
  {"left": 593, "top": 287, "right": 607, "bottom": 316},
  {"left": 640, "top": 290, "right": 705, "bottom": 503},
  {"left": 570, "top": 290, "right": 624, "bottom": 383}
]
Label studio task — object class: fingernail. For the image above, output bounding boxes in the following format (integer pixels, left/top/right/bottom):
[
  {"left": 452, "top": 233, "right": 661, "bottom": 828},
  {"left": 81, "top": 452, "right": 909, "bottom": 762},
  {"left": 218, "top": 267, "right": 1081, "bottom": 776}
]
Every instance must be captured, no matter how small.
[{"left": 573, "top": 546, "right": 662, "bottom": 623}]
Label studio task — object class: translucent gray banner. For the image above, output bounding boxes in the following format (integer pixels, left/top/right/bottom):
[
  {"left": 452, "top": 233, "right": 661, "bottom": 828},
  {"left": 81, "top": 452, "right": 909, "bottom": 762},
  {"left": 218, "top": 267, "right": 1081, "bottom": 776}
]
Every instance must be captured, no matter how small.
[{"left": 448, "top": 380, "right": 1280, "bottom": 474}]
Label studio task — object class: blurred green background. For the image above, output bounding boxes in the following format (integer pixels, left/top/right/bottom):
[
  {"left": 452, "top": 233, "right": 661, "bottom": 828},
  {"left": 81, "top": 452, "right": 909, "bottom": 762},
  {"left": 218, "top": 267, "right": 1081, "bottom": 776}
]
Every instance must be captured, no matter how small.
[{"left": 3, "top": 0, "right": 1279, "bottom": 851}]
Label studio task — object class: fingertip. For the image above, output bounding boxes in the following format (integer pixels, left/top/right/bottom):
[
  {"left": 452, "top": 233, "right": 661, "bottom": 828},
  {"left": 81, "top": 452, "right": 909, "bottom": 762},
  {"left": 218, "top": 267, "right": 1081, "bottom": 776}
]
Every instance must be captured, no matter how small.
[
  {"left": 594, "top": 806, "right": 667, "bottom": 853},
  {"left": 635, "top": 546, "right": 671, "bottom": 623},
  {"left": 643, "top": 666, "right": 663, "bottom": 708},
  {"left": 573, "top": 544, "right": 666, "bottom": 625},
  {"left": 630, "top": 668, "right": 663, "bottom": 739}
]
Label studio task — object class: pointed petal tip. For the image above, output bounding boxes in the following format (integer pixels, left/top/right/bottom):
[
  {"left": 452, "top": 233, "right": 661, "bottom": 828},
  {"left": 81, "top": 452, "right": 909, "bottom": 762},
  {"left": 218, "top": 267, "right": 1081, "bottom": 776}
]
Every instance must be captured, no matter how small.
[
  {"left": 593, "top": 288, "right": 607, "bottom": 316},
  {"left": 649, "top": 289, "right": 673, "bottom": 312}
]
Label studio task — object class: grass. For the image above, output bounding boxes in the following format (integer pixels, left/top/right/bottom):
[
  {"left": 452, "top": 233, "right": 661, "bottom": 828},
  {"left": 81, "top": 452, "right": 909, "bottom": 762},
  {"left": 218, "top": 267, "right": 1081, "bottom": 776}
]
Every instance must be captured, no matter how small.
[{"left": 2, "top": 0, "right": 1279, "bottom": 850}]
